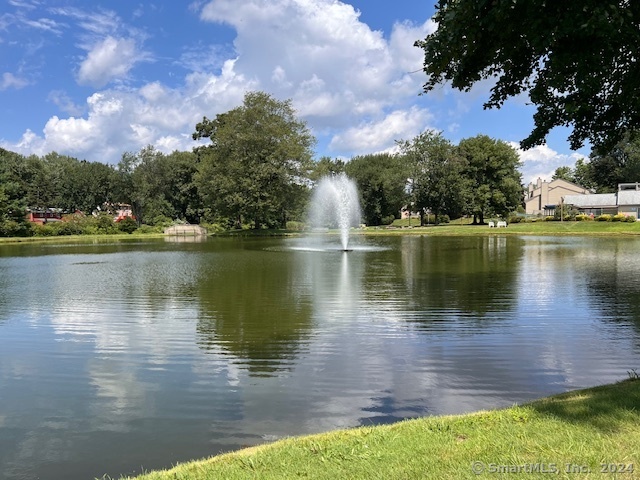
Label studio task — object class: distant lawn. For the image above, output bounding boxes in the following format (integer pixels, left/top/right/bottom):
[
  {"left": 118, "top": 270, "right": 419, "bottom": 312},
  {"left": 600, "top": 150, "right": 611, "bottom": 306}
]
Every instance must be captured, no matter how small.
[
  {"left": 4, "top": 220, "right": 640, "bottom": 245},
  {"left": 0, "top": 233, "right": 165, "bottom": 245},
  {"left": 123, "top": 378, "right": 640, "bottom": 480},
  {"left": 369, "top": 219, "right": 640, "bottom": 236}
]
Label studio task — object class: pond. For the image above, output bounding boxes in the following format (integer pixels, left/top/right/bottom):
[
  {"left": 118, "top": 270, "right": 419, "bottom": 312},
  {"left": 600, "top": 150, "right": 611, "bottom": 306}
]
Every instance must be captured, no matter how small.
[{"left": 1, "top": 234, "right": 640, "bottom": 479}]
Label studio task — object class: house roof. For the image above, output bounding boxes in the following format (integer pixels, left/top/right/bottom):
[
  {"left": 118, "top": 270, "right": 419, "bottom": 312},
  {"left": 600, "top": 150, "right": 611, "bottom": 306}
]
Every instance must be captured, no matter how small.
[
  {"left": 564, "top": 193, "right": 617, "bottom": 207},
  {"left": 617, "top": 190, "right": 640, "bottom": 205}
]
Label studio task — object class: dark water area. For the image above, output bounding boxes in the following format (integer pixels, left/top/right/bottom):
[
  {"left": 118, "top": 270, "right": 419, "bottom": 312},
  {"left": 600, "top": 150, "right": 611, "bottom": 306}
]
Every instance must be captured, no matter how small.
[{"left": 1, "top": 235, "right": 640, "bottom": 479}]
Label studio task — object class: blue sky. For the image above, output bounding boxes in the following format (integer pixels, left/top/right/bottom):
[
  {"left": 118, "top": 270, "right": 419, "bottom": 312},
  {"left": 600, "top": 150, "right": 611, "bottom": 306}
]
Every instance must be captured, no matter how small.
[{"left": 1, "top": 0, "right": 588, "bottom": 183}]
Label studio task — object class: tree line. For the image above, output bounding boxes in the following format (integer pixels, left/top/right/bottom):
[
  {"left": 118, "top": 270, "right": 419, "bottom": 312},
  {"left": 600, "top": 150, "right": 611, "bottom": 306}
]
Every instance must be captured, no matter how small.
[{"left": 0, "top": 90, "right": 569, "bottom": 238}]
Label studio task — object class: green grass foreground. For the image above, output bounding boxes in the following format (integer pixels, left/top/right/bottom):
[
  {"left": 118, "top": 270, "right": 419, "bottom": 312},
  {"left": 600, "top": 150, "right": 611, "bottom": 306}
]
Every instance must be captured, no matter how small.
[{"left": 122, "top": 379, "right": 640, "bottom": 480}]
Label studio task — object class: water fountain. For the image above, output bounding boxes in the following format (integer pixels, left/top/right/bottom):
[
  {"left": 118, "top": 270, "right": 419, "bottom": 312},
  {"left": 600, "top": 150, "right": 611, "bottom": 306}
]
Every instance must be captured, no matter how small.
[{"left": 308, "top": 173, "right": 361, "bottom": 251}]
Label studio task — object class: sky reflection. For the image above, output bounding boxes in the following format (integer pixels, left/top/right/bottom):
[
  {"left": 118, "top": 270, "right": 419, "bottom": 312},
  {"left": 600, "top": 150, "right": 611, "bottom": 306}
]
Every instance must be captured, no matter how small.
[{"left": 1, "top": 236, "right": 640, "bottom": 479}]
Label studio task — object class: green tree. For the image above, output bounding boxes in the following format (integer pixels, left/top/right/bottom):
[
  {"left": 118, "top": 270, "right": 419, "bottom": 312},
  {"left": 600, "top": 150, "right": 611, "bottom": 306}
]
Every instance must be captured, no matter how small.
[
  {"left": 165, "top": 150, "right": 203, "bottom": 224},
  {"left": 114, "top": 146, "right": 201, "bottom": 226},
  {"left": 457, "top": 135, "right": 522, "bottom": 224},
  {"left": 399, "top": 131, "right": 470, "bottom": 225},
  {"left": 54, "top": 156, "right": 117, "bottom": 214},
  {"left": 131, "top": 146, "right": 175, "bottom": 224},
  {"left": 193, "top": 91, "right": 315, "bottom": 229},
  {"left": 551, "top": 166, "right": 575, "bottom": 183},
  {"left": 588, "top": 132, "right": 640, "bottom": 192},
  {"left": 416, "top": 1, "right": 640, "bottom": 152},
  {"left": 573, "top": 158, "right": 596, "bottom": 191},
  {"left": 310, "top": 156, "right": 346, "bottom": 182},
  {"left": 0, "top": 186, "right": 30, "bottom": 237},
  {"left": 0, "top": 149, "right": 31, "bottom": 236},
  {"left": 345, "top": 153, "right": 409, "bottom": 226}
]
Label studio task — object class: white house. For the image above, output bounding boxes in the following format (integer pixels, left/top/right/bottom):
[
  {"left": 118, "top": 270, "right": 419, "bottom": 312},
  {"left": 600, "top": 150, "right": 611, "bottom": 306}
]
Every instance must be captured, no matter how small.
[{"left": 563, "top": 183, "right": 640, "bottom": 217}]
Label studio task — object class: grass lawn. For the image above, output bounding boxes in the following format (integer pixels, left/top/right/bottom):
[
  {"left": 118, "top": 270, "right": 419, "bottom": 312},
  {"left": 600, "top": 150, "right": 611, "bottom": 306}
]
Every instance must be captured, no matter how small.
[
  {"left": 0, "top": 232, "right": 166, "bottom": 245},
  {"left": 3, "top": 220, "right": 640, "bottom": 245},
  {"left": 122, "top": 379, "right": 640, "bottom": 480},
  {"left": 366, "top": 220, "right": 640, "bottom": 236}
]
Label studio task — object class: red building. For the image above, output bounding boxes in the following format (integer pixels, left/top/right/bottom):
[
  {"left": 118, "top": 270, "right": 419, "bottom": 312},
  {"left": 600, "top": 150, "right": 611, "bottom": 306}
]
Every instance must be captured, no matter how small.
[{"left": 26, "top": 208, "right": 63, "bottom": 224}]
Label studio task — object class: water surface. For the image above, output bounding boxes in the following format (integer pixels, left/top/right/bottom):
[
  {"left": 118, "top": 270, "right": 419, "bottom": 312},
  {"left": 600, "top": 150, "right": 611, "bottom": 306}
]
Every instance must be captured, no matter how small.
[{"left": 1, "top": 235, "right": 639, "bottom": 479}]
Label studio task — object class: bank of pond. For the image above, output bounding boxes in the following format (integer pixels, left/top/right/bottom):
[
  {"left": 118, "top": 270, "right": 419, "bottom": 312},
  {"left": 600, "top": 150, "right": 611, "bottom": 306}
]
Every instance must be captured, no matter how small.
[
  {"left": 4, "top": 219, "right": 640, "bottom": 245},
  {"left": 124, "top": 379, "right": 640, "bottom": 480}
]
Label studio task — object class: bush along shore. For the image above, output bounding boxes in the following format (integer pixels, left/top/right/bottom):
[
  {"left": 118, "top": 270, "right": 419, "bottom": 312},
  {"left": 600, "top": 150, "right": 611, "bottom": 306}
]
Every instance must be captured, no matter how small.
[{"left": 120, "top": 378, "right": 639, "bottom": 480}]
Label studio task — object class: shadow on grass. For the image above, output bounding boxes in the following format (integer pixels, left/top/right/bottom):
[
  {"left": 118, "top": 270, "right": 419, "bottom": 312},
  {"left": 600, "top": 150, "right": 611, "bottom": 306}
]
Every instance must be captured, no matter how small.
[{"left": 528, "top": 378, "right": 640, "bottom": 433}]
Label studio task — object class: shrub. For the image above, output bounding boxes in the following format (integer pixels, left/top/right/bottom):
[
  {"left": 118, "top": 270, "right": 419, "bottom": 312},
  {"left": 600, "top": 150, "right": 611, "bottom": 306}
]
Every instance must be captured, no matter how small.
[
  {"left": 544, "top": 216, "right": 555, "bottom": 221},
  {"left": 575, "top": 214, "right": 593, "bottom": 221},
  {"left": 117, "top": 216, "right": 138, "bottom": 234},
  {"left": 436, "top": 214, "right": 450, "bottom": 224},
  {"left": 0, "top": 219, "right": 32, "bottom": 237},
  {"left": 612, "top": 214, "right": 627, "bottom": 222},
  {"left": 134, "top": 224, "right": 163, "bottom": 234},
  {"left": 93, "top": 213, "right": 118, "bottom": 234},
  {"left": 32, "top": 223, "right": 57, "bottom": 236},
  {"left": 199, "top": 222, "right": 226, "bottom": 233},
  {"left": 381, "top": 215, "right": 396, "bottom": 226},
  {"left": 508, "top": 215, "right": 524, "bottom": 223},
  {"left": 625, "top": 215, "right": 637, "bottom": 222},
  {"left": 51, "top": 221, "right": 84, "bottom": 235},
  {"left": 596, "top": 214, "right": 612, "bottom": 222},
  {"left": 286, "top": 221, "right": 306, "bottom": 231},
  {"left": 150, "top": 215, "right": 173, "bottom": 227}
]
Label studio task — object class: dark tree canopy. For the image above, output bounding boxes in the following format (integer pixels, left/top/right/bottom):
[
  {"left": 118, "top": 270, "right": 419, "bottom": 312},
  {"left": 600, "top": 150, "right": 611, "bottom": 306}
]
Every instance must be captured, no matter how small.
[
  {"left": 457, "top": 135, "right": 522, "bottom": 224},
  {"left": 345, "top": 153, "right": 409, "bottom": 226},
  {"left": 398, "top": 131, "right": 470, "bottom": 224},
  {"left": 194, "top": 91, "right": 315, "bottom": 229},
  {"left": 416, "top": 1, "right": 640, "bottom": 152},
  {"left": 589, "top": 132, "right": 640, "bottom": 191}
]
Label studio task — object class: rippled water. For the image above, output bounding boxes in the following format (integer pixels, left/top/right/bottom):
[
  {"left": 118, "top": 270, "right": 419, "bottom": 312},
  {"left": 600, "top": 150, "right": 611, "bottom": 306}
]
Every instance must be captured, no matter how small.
[{"left": 1, "top": 235, "right": 640, "bottom": 479}]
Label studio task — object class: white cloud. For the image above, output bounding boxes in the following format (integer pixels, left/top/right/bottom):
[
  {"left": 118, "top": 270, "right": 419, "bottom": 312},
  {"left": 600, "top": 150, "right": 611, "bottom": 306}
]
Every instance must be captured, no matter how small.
[
  {"left": 510, "top": 142, "right": 587, "bottom": 184},
  {"left": 8, "top": 0, "right": 37, "bottom": 8},
  {"left": 0, "top": 72, "right": 29, "bottom": 90},
  {"left": 329, "top": 106, "right": 434, "bottom": 155},
  {"left": 389, "top": 19, "right": 437, "bottom": 74},
  {"left": 1, "top": 60, "right": 255, "bottom": 162},
  {"left": 4, "top": 0, "right": 439, "bottom": 163},
  {"left": 21, "top": 16, "right": 64, "bottom": 34},
  {"left": 47, "top": 90, "right": 85, "bottom": 116},
  {"left": 198, "top": 0, "right": 433, "bottom": 128},
  {"left": 77, "top": 36, "right": 148, "bottom": 87},
  {"left": 49, "top": 7, "right": 120, "bottom": 37}
]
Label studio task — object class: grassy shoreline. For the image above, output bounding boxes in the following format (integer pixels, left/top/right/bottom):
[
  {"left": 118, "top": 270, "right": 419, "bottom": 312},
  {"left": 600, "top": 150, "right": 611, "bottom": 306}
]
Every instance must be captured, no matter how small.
[
  {"left": 3, "top": 221, "right": 640, "bottom": 245},
  {"left": 121, "top": 379, "right": 639, "bottom": 479},
  {"left": 0, "top": 232, "right": 167, "bottom": 245},
  {"left": 361, "top": 221, "right": 640, "bottom": 236}
]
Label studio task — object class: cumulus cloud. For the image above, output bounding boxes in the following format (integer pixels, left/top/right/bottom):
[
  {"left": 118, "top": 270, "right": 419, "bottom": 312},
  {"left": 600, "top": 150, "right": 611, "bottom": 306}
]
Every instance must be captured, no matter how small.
[
  {"left": 510, "top": 142, "right": 587, "bottom": 184},
  {"left": 4, "top": 0, "right": 438, "bottom": 163},
  {"left": 1, "top": 59, "right": 254, "bottom": 162},
  {"left": 198, "top": 0, "right": 433, "bottom": 127},
  {"left": 77, "top": 36, "right": 148, "bottom": 87},
  {"left": 329, "top": 106, "right": 434, "bottom": 155}
]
